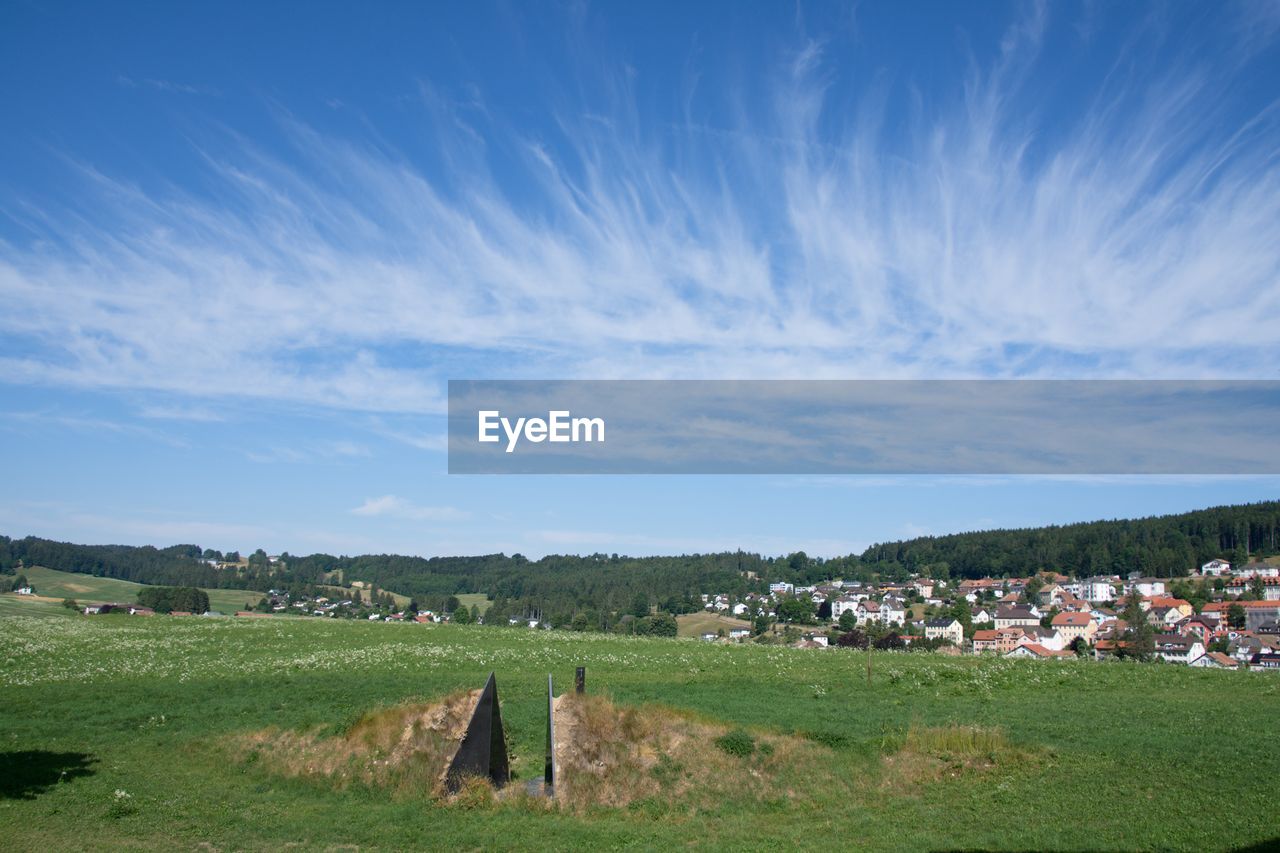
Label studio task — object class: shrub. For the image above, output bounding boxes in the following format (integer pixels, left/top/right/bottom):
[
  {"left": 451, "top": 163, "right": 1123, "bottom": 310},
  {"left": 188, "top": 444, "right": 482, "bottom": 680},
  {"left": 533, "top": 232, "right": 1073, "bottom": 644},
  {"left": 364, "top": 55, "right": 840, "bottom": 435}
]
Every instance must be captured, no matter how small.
[{"left": 714, "top": 728, "right": 756, "bottom": 758}]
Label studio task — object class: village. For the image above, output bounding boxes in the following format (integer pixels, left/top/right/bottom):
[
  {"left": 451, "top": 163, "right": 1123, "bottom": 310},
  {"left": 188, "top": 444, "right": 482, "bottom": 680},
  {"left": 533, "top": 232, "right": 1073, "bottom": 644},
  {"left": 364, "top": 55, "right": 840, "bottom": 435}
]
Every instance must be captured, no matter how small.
[
  {"left": 696, "top": 557, "right": 1280, "bottom": 671},
  {"left": 28, "top": 553, "right": 1280, "bottom": 673}
]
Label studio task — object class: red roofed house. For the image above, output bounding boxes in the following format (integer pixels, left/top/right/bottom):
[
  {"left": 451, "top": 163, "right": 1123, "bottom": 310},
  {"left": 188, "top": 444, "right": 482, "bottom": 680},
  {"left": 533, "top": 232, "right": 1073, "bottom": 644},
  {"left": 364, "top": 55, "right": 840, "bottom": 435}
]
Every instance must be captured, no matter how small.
[
  {"left": 1005, "top": 643, "right": 1073, "bottom": 660},
  {"left": 1051, "top": 611, "right": 1096, "bottom": 645},
  {"left": 971, "top": 629, "right": 1000, "bottom": 654},
  {"left": 1189, "top": 651, "right": 1238, "bottom": 669}
]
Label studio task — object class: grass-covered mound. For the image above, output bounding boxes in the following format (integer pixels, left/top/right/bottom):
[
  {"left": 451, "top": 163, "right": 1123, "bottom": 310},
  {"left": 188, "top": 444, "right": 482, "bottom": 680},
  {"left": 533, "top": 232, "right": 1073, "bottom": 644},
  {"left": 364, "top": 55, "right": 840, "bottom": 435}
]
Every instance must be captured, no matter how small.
[
  {"left": 3, "top": 614, "right": 1278, "bottom": 850},
  {"left": 234, "top": 690, "right": 482, "bottom": 798},
  {"left": 551, "top": 693, "right": 829, "bottom": 812}
]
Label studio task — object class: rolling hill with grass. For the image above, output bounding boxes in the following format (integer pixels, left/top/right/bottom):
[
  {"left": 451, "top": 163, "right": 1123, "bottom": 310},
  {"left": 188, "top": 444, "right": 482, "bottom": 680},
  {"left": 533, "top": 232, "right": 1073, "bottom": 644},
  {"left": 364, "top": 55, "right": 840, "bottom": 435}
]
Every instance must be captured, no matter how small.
[
  {"left": 9, "top": 566, "right": 264, "bottom": 614},
  {"left": 0, "top": 606, "right": 1276, "bottom": 851}
]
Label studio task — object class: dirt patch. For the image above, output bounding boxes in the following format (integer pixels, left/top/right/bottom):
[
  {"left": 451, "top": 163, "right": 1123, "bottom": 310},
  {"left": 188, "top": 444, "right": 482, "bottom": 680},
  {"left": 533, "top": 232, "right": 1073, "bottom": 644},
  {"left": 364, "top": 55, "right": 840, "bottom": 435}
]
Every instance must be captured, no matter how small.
[
  {"left": 233, "top": 690, "right": 481, "bottom": 798},
  {"left": 550, "top": 693, "right": 823, "bottom": 812}
]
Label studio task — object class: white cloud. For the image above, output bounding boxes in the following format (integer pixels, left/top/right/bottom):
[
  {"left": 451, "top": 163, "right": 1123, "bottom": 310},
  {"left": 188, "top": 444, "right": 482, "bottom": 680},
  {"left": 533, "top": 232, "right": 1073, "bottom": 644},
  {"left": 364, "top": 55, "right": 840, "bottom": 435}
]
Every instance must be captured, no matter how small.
[
  {"left": 4, "top": 8, "right": 1279, "bottom": 419},
  {"left": 350, "top": 495, "right": 468, "bottom": 522}
]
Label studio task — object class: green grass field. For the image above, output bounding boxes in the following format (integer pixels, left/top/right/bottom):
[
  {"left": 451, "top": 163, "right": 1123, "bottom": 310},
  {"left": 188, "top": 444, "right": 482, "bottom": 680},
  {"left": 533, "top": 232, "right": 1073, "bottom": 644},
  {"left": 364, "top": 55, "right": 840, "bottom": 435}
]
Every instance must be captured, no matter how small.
[
  {"left": 675, "top": 611, "right": 751, "bottom": 637},
  {"left": 13, "top": 566, "right": 264, "bottom": 614},
  {"left": 0, "top": 607, "right": 1276, "bottom": 851},
  {"left": 456, "top": 592, "right": 492, "bottom": 615}
]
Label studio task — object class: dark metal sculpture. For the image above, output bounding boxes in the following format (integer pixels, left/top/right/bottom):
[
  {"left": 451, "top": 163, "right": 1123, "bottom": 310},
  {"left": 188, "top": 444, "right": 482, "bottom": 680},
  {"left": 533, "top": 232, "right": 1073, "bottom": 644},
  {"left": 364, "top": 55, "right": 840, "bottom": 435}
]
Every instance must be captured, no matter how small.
[
  {"left": 544, "top": 673, "right": 556, "bottom": 795},
  {"left": 444, "top": 672, "right": 510, "bottom": 792}
]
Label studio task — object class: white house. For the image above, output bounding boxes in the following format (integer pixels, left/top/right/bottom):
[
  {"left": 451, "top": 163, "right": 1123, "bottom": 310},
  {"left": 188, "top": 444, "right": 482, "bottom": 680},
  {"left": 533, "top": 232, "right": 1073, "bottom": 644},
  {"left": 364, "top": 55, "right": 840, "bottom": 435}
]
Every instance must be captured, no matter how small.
[
  {"left": 1080, "top": 577, "right": 1119, "bottom": 603},
  {"left": 855, "top": 600, "right": 882, "bottom": 625},
  {"left": 1125, "top": 577, "right": 1167, "bottom": 598},
  {"left": 769, "top": 582, "right": 794, "bottom": 595},
  {"left": 880, "top": 599, "right": 907, "bottom": 625},
  {"left": 994, "top": 606, "right": 1040, "bottom": 629},
  {"left": 1200, "top": 559, "right": 1231, "bottom": 577},
  {"left": 1154, "top": 634, "right": 1205, "bottom": 665},
  {"left": 831, "top": 595, "right": 860, "bottom": 620},
  {"left": 924, "top": 617, "right": 964, "bottom": 646},
  {"left": 1232, "top": 564, "right": 1280, "bottom": 578},
  {"left": 911, "top": 579, "right": 935, "bottom": 598},
  {"left": 728, "top": 627, "right": 751, "bottom": 640},
  {"left": 1189, "top": 651, "right": 1237, "bottom": 669},
  {"left": 1226, "top": 577, "right": 1280, "bottom": 601}
]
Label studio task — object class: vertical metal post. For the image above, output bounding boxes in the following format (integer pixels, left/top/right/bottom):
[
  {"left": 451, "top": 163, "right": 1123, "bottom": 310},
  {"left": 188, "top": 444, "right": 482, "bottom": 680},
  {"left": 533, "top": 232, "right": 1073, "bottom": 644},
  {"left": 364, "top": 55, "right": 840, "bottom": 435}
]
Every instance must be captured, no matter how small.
[
  {"left": 545, "top": 674, "right": 555, "bottom": 794},
  {"left": 575, "top": 666, "right": 585, "bottom": 694}
]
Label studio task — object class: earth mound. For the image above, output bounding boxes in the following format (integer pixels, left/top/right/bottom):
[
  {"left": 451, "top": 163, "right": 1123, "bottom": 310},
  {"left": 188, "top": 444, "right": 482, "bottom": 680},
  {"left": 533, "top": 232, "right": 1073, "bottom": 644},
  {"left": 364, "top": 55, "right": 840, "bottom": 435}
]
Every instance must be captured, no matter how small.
[
  {"left": 236, "top": 689, "right": 482, "bottom": 798},
  {"left": 550, "top": 692, "right": 823, "bottom": 812}
]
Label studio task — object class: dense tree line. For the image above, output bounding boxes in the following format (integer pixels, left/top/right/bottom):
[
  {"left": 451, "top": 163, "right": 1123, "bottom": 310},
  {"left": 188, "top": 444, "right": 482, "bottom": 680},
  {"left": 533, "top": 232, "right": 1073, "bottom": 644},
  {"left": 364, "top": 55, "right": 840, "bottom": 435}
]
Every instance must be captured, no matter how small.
[
  {"left": 858, "top": 500, "right": 1280, "bottom": 580},
  {"left": 136, "top": 586, "right": 211, "bottom": 614},
  {"left": 4, "top": 500, "right": 1279, "bottom": 624}
]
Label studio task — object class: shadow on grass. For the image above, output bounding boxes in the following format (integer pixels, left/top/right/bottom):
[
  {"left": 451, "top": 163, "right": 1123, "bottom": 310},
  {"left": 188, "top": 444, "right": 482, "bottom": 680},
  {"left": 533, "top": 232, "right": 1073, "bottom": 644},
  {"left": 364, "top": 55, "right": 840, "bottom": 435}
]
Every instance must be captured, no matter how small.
[{"left": 0, "top": 750, "right": 97, "bottom": 799}]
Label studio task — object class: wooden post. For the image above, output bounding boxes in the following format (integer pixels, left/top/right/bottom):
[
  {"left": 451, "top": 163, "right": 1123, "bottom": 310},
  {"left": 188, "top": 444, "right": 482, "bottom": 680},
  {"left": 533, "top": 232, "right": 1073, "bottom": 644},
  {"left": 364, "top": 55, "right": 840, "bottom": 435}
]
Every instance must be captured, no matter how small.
[
  {"left": 575, "top": 666, "right": 585, "bottom": 694},
  {"left": 866, "top": 645, "right": 873, "bottom": 686}
]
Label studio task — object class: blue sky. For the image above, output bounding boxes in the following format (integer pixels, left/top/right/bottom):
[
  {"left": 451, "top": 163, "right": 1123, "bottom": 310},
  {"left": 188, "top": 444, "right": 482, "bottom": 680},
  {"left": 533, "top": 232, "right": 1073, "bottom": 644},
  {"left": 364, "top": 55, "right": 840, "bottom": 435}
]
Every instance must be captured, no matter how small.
[{"left": 2, "top": 2, "right": 1279, "bottom": 559}]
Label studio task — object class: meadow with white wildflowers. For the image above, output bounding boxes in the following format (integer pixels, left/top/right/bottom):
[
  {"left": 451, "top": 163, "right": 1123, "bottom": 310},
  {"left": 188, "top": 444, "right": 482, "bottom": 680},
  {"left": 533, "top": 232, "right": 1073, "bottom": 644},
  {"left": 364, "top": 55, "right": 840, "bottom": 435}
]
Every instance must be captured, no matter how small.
[{"left": 1, "top": 609, "right": 1275, "bottom": 850}]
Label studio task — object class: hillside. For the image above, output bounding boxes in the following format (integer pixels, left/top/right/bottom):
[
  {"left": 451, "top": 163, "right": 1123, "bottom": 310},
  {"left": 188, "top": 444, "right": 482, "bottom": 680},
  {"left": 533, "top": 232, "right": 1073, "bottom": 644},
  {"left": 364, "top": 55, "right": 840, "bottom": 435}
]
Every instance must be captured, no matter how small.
[
  {"left": 0, "top": 613, "right": 1275, "bottom": 850},
  {"left": 10, "top": 566, "right": 264, "bottom": 614},
  {"left": 5, "top": 499, "right": 1280, "bottom": 624},
  {"left": 859, "top": 499, "right": 1280, "bottom": 579}
]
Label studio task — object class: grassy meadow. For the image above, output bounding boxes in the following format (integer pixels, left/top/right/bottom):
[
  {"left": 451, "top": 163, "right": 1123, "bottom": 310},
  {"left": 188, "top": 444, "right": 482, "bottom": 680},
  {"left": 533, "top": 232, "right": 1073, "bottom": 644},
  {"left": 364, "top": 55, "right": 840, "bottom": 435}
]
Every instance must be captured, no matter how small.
[
  {"left": 0, "top": 606, "right": 1277, "bottom": 851},
  {"left": 15, "top": 566, "right": 264, "bottom": 614},
  {"left": 674, "top": 611, "right": 751, "bottom": 638}
]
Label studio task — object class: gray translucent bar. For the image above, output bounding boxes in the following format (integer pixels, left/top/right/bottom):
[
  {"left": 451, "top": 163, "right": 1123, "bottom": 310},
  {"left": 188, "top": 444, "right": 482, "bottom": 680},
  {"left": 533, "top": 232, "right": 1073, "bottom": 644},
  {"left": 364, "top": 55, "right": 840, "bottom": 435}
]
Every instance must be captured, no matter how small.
[{"left": 447, "top": 380, "right": 1280, "bottom": 475}]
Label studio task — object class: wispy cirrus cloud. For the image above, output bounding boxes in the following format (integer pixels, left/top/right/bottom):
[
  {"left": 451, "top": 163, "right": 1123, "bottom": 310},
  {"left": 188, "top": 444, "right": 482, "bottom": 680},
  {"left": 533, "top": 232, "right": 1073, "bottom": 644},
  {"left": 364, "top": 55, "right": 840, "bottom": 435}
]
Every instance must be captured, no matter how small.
[
  {"left": 3, "top": 5, "right": 1278, "bottom": 420},
  {"left": 351, "top": 495, "right": 468, "bottom": 522},
  {"left": 115, "top": 74, "right": 220, "bottom": 97}
]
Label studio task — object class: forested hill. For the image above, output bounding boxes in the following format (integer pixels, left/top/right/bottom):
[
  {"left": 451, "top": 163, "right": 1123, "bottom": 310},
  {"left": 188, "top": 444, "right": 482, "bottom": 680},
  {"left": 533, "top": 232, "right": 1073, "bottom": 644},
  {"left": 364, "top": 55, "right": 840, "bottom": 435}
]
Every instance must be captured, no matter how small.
[
  {"left": 858, "top": 500, "right": 1280, "bottom": 580},
  {"left": 3, "top": 500, "right": 1279, "bottom": 618}
]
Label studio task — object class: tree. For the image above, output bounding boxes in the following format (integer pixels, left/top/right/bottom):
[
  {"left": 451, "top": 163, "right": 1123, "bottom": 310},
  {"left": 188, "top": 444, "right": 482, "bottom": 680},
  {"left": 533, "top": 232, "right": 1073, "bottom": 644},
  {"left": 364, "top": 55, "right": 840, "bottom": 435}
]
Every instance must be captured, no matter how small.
[
  {"left": 10, "top": 574, "right": 29, "bottom": 592},
  {"left": 630, "top": 592, "right": 650, "bottom": 618},
  {"left": 469, "top": 604, "right": 481, "bottom": 623},
  {"left": 1069, "top": 636, "right": 1090, "bottom": 657},
  {"left": 874, "top": 632, "right": 905, "bottom": 650},
  {"left": 1022, "top": 576, "right": 1044, "bottom": 605},
  {"left": 836, "top": 628, "right": 869, "bottom": 649},
  {"left": 136, "top": 586, "right": 210, "bottom": 614},
  {"left": 948, "top": 599, "right": 974, "bottom": 637},
  {"left": 1227, "top": 603, "right": 1247, "bottom": 629},
  {"left": 453, "top": 605, "right": 473, "bottom": 624},
  {"left": 816, "top": 598, "right": 833, "bottom": 620},
  {"left": 571, "top": 613, "right": 589, "bottom": 632},
  {"left": 648, "top": 613, "right": 678, "bottom": 636},
  {"left": 777, "top": 597, "right": 815, "bottom": 624},
  {"left": 405, "top": 599, "right": 419, "bottom": 615},
  {"left": 752, "top": 612, "right": 771, "bottom": 636},
  {"left": 1119, "top": 593, "right": 1154, "bottom": 661},
  {"left": 838, "top": 610, "right": 858, "bottom": 632},
  {"left": 445, "top": 595, "right": 461, "bottom": 614},
  {"left": 1249, "top": 575, "right": 1266, "bottom": 601}
]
